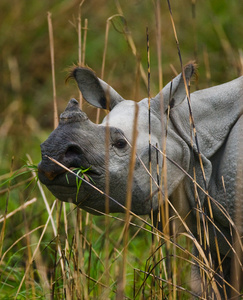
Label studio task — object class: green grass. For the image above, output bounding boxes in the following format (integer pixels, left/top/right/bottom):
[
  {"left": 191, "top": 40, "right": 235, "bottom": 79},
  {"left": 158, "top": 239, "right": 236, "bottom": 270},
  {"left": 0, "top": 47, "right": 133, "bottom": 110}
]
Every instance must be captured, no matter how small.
[
  {"left": 0, "top": 162, "right": 194, "bottom": 299},
  {"left": 65, "top": 166, "right": 94, "bottom": 202}
]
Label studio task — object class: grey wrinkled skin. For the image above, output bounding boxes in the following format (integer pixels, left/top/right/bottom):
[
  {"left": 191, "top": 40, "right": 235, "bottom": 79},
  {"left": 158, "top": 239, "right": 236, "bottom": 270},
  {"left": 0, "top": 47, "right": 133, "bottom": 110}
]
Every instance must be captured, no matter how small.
[{"left": 38, "top": 64, "right": 243, "bottom": 297}]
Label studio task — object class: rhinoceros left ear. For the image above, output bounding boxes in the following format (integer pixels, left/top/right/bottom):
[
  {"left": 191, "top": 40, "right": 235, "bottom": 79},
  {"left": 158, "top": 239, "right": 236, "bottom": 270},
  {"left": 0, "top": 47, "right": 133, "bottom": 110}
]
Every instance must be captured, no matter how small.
[
  {"left": 152, "top": 63, "right": 196, "bottom": 112},
  {"left": 70, "top": 67, "right": 124, "bottom": 110}
]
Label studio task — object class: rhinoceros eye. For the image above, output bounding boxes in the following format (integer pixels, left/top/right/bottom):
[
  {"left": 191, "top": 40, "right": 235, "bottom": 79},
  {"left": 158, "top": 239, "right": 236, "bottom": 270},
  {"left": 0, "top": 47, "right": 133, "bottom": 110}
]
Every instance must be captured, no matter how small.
[{"left": 113, "top": 139, "right": 127, "bottom": 149}]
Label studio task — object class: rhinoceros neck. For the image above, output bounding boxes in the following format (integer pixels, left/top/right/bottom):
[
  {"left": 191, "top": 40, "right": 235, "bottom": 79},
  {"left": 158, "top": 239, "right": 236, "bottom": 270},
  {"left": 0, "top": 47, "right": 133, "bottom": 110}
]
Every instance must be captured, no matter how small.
[{"left": 169, "top": 76, "right": 243, "bottom": 158}]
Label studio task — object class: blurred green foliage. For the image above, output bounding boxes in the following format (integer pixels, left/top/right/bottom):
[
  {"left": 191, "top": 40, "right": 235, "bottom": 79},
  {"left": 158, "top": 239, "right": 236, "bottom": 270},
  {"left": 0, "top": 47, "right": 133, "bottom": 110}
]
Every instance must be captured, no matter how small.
[{"left": 0, "top": 0, "right": 243, "bottom": 170}]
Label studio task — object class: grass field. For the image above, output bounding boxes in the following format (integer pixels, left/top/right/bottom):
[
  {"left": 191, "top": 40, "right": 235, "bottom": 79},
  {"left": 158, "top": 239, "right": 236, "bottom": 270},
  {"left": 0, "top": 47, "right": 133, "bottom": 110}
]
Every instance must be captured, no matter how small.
[{"left": 0, "top": 0, "right": 243, "bottom": 299}]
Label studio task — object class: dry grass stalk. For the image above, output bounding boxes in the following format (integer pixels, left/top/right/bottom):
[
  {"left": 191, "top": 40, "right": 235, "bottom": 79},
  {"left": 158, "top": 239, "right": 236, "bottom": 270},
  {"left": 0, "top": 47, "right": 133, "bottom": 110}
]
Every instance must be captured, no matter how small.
[
  {"left": 119, "top": 103, "right": 139, "bottom": 298},
  {"left": 0, "top": 198, "right": 36, "bottom": 223},
  {"left": 47, "top": 12, "right": 58, "bottom": 130},
  {"left": 78, "top": 0, "right": 86, "bottom": 109},
  {"left": 115, "top": 2, "right": 148, "bottom": 88},
  {"left": 155, "top": 0, "right": 163, "bottom": 91}
]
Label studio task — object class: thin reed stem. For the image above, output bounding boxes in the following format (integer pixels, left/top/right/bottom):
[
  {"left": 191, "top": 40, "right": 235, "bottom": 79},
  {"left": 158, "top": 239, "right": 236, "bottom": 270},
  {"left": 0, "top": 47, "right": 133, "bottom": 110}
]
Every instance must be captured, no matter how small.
[{"left": 47, "top": 12, "right": 58, "bottom": 129}]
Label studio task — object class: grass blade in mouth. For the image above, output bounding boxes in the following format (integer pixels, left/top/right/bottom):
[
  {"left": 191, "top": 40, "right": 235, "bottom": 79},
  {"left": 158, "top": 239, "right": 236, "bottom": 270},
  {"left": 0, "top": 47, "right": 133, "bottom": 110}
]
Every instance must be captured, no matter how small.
[{"left": 65, "top": 166, "right": 95, "bottom": 201}]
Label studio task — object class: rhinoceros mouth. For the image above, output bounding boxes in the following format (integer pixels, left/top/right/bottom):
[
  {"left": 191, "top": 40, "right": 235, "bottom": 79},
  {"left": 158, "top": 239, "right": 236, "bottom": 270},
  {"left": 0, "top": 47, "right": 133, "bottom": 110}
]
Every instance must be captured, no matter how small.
[
  {"left": 38, "top": 166, "right": 103, "bottom": 207},
  {"left": 38, "top": 165, "right": 100, "bottom": 187},
  {"left": 38, "top": 139, "right": 103, "bottom": 187}
]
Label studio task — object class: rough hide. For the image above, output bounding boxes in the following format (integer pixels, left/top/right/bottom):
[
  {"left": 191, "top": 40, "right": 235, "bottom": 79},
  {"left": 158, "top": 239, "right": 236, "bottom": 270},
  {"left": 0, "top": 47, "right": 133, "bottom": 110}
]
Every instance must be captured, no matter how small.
[{"left": 38, "top": 64, "right": 243, "bottom": 298}]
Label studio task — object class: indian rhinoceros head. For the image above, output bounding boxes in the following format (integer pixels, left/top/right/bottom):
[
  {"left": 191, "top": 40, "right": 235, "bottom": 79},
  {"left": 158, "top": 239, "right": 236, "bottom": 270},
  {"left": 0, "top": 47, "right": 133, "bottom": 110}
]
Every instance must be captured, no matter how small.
[{"left": 38, "top": 64, "right": 195, "bottom": 215}]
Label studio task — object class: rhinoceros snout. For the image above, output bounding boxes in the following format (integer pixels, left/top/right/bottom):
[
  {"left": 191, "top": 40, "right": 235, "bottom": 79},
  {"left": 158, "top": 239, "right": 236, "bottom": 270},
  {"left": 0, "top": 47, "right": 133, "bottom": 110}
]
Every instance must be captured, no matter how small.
[
  {"left": 38, "top": 143, "right": 88, "bottom": 182},
  {"left": 38, "top": 162, "right": 65, "bottom": 181}
]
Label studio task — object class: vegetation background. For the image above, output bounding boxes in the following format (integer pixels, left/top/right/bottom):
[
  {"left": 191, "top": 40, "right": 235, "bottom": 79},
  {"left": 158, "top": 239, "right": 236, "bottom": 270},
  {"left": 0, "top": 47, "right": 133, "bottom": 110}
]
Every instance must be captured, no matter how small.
[{"left": 0, "top": 0, "right": 243, "bottom": 299}]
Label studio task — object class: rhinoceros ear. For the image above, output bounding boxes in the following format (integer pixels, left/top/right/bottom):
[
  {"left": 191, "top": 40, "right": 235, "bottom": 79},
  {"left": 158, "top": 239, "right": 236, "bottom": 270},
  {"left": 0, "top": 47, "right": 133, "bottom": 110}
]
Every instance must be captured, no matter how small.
[
  {"left": 70, "top": 67, "right": 124, "bottom": 110},
  {"left": 152, "top": 63, "right": 196, "bottom": 112}
]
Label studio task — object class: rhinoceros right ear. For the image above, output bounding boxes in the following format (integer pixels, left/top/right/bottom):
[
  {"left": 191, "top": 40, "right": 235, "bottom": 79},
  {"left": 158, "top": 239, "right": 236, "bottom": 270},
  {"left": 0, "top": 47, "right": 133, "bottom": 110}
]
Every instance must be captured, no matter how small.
[
  {"left": 70, "top": 67, "right": 124, "bottom": 110},
  {"left": 152, "top": 63, "right": 196, "bottom": 112}
]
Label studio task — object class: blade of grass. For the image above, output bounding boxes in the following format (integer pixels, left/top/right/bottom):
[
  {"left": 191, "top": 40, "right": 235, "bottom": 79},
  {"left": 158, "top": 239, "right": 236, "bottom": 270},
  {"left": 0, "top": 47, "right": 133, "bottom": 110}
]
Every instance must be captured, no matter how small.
[
  {"left": 0, "top": 157, "right": 14, "bottom": 258},
  {"left": 15, "top": 200, "right": 56, "bottom": 299}
]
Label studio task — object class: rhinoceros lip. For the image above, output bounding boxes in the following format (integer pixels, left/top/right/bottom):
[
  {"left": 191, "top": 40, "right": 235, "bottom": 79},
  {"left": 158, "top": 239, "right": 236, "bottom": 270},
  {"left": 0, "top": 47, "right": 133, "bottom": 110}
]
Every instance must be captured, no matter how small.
[
  {"left": 38, "top": 165, "right": 101, "bottom": 188},
  {"left": 38, "top": 168, "right": 101, "bottom": 207}
]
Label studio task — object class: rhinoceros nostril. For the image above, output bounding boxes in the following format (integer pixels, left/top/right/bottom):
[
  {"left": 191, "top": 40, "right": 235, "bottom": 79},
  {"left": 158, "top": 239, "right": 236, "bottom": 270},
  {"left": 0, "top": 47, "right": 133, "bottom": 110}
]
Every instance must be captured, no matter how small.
[{"left": 65, "top": 144, "right": 83, "bottom": 158}]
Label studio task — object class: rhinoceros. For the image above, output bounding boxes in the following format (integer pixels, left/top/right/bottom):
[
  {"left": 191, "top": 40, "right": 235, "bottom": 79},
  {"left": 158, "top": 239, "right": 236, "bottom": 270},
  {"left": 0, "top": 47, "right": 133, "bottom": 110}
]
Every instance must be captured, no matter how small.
[{"left": 38, "top": 63, "right": 243, "bottom": 297}]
